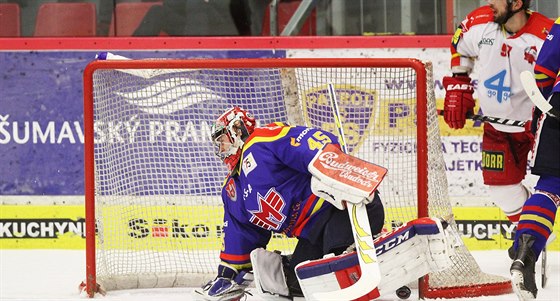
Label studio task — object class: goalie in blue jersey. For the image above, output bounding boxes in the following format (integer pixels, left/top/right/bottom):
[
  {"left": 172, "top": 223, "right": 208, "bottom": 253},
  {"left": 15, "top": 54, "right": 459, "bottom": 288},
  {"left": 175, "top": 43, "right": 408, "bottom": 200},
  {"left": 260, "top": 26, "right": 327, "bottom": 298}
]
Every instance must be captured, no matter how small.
[
  {"left": 195, "top": 107, "right": 456, "bottom": 301},
  {"left": 510, "top": 17, "right": 560, "bottom": 301}
]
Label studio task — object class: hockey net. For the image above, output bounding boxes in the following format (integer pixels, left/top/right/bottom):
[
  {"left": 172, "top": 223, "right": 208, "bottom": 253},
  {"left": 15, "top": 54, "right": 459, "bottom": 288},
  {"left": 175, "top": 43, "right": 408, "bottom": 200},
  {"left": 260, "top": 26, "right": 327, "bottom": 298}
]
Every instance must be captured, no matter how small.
[{"left": 83, "top": 58, "right": 511, "bottom": 298}]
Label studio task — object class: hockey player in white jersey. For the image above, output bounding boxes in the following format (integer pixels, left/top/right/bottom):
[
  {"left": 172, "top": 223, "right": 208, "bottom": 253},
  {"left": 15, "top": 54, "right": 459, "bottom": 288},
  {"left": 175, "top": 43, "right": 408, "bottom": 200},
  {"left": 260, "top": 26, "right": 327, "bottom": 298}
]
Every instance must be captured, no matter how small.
[{"left": 443, "top": 0, "right": 553, "bottom": 224}]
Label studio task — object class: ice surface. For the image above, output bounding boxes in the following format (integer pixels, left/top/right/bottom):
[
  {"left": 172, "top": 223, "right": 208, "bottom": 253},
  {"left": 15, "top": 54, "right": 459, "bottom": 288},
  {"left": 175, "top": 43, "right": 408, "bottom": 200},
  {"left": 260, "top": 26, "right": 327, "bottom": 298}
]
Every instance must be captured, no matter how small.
[{"left": 1, "top": 249, "right": 558, "bottom": 300}]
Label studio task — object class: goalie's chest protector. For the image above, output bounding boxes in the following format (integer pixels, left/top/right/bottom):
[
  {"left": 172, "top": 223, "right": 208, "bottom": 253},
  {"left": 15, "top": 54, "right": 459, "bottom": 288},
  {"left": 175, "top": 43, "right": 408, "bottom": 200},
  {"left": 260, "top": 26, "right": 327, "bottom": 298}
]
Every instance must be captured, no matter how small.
[{"left": 224, "top": 125, "right": 337, "bottom": 237}]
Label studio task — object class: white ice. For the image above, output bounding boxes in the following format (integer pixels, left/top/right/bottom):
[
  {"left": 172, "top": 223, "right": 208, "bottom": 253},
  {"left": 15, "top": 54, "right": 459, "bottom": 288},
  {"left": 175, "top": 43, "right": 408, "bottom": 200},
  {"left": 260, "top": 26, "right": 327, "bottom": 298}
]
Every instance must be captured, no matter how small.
[{"left": 1, "top": 249, "right": 558, "bottom": 301}]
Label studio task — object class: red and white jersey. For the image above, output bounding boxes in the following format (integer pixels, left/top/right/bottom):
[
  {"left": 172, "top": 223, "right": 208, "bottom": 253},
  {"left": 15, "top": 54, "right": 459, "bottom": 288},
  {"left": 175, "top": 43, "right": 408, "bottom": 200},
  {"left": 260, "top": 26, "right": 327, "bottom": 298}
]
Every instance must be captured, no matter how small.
[{"left": 451, "top": 6, "right": 553, "bottom": 132}]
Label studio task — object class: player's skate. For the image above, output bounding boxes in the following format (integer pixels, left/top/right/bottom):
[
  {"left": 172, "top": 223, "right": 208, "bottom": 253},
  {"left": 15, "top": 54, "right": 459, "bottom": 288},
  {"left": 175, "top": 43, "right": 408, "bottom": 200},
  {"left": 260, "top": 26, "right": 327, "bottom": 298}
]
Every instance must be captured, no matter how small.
[{"left": 510, "top": 234, "right": 538, "bottom": 300}]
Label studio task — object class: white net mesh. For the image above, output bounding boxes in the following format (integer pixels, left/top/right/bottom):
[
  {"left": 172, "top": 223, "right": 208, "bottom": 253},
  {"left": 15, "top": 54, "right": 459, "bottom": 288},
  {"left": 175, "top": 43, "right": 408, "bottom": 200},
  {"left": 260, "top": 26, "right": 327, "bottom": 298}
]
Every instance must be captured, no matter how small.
[{"left": 85, "top": 58, "right": 510, "bottom": 297}]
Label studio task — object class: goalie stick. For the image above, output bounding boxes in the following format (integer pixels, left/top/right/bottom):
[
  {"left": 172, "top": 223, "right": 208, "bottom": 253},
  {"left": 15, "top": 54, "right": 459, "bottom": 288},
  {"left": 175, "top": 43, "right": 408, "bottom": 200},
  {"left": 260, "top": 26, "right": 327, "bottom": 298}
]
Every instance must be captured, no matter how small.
[
  {"left": 437, "top": 110, "right": 528, "bottom": 127},
  {"left": 311, "top": 84, "right": 381, "bottom": 301},
  {"left": 520, "top": 70, "right": 560, "bottom": 121}
]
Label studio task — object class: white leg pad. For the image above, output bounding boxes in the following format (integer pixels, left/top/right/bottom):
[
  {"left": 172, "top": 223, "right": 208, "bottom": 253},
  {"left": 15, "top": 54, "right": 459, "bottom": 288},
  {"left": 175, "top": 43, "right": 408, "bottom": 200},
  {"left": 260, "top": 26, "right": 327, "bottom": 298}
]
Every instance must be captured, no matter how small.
[
  {"left": 295, "top": 217, "right": 457, "bottom": 300},
  {"left": 250, "top": 248, "right": 290, "bottom": 299}
]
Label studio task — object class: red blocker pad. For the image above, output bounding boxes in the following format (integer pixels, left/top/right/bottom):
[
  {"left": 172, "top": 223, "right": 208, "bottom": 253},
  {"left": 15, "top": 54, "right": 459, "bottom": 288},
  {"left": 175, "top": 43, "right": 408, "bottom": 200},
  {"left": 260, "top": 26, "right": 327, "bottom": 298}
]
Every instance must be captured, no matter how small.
[
  {"left": 295, "top": 218, "right": 453, "bottom": 300},
  {"left": 308, "top": 144, "right": 388, "bottom": 199}
]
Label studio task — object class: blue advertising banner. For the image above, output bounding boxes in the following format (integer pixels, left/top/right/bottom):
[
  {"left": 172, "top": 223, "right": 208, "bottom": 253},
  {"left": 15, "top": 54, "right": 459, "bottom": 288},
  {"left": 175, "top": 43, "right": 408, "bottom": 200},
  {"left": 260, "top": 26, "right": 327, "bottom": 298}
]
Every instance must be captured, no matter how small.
[{"left": 0, "top": 50, "right": 285, "bottom": 195}]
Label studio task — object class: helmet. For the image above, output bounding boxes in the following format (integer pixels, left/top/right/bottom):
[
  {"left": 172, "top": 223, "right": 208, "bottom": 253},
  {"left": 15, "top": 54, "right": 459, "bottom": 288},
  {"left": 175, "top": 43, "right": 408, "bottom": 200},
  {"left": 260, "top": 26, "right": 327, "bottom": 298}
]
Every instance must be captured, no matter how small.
[{"left": 211, "top": 107, "right": 256, "bottom": 171}]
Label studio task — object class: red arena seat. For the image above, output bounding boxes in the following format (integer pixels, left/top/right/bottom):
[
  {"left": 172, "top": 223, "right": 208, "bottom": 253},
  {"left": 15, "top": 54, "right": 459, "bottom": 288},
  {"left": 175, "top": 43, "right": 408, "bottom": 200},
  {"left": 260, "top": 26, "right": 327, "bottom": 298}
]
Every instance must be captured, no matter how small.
[
  {"left": 0, "top": 3, "right": 21, "bottom": 37},
  {"left": 108, "top": 1, "right": 164, "bottom": 36},
  {"left": 34, "top": 2, "right": 96, "bottom": 37}
]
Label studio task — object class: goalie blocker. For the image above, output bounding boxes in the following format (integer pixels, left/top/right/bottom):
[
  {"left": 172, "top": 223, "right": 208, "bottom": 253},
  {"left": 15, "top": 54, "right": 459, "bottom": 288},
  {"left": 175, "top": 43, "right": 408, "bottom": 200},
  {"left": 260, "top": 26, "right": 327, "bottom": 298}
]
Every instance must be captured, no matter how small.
[
  {"left": 308, "top": 144, "right": 387, "bottom": 210},
  {"left": 251, "top": 217, "right": 457, "bottom": 300}
]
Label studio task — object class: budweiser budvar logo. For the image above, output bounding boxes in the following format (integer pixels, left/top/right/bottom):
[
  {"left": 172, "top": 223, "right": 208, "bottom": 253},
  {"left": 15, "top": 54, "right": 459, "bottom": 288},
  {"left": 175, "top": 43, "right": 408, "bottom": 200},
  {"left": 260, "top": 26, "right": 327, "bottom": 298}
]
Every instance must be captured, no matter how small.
[
  {"left": 317, "top": 151, "right": 381, "bottom": 189},
  {"left": 309, "top": 144, "right": 387, "bottom": 195}
]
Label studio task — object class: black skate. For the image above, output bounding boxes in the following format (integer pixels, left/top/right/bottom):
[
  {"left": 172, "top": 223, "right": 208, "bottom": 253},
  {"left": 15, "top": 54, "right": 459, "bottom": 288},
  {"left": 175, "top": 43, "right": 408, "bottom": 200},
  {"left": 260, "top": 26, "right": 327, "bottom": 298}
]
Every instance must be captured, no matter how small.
[{"left": 510, "top": 234, "right": 538, "bottom": 300}]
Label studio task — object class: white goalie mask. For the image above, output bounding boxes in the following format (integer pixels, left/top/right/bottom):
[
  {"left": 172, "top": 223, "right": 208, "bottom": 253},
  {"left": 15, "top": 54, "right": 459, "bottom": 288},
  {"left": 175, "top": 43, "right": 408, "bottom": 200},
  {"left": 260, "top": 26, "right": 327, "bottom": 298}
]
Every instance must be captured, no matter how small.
[{"left": 211, "top": 107, "right": 256, "bottom": 171}]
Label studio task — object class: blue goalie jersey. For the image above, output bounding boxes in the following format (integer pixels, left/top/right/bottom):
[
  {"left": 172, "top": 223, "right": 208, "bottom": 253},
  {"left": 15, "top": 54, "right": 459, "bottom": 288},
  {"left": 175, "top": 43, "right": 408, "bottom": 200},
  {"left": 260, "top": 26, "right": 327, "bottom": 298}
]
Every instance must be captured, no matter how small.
[{"left": 218, "top": 123, "right": 340, "bottom": 269}]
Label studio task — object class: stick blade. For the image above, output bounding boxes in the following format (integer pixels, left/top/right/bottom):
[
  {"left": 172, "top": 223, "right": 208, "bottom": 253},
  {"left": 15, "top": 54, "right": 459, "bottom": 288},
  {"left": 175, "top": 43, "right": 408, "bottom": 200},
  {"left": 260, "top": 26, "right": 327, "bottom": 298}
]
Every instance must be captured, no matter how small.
[{"left": 520, "top": 70, "right": 553, "bottom": 113}]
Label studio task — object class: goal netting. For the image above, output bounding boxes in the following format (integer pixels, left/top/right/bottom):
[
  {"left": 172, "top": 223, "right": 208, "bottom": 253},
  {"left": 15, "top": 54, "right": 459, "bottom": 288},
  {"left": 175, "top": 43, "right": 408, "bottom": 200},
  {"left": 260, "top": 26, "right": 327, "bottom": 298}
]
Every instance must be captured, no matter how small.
[{"left": 83, "top": 58, "right": 511, "bottom": 298}]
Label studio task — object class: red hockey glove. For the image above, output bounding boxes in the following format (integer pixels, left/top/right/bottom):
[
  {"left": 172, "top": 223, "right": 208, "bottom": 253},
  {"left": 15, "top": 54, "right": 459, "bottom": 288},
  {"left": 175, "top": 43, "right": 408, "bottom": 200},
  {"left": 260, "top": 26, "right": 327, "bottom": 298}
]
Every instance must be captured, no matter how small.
[{"left": 443, "top": 75, "right": 475, "bottom": 129}]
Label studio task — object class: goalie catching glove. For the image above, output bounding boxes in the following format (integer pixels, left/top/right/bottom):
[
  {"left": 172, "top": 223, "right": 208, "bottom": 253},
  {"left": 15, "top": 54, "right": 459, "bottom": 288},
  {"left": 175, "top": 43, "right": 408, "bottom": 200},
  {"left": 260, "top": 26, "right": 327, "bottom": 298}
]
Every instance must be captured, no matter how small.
[
  {"left": 308, "top": 144, "right": 387, "bottom": 210},
  {"left": 443, "top": 74, "right": 475, "bottom": 129},
  {"left": 194, "top": 263, "right": 254, "bottom": 301}
]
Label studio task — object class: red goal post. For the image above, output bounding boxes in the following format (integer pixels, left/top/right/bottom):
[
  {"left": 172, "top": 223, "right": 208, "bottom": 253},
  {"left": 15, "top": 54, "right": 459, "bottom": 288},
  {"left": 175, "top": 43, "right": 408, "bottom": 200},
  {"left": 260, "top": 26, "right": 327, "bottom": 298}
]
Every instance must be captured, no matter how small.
[{"left": 83, "top": 58, "right": 511, "bottom": 298}]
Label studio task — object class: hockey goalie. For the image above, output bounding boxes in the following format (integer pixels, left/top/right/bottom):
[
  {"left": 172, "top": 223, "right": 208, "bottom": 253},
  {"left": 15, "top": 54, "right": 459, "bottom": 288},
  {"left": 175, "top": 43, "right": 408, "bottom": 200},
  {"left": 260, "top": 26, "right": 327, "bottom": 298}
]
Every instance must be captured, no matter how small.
[{"left": 195, "top": 107, "right": 457, "bottom": 301}]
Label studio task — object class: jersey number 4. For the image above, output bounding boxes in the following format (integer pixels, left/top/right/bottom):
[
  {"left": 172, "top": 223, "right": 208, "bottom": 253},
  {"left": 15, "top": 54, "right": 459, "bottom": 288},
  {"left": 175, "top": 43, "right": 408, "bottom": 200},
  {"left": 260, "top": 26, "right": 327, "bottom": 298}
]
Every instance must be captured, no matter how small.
[{"left": 484, "top": 70, "right": 511, "bottom": 103}]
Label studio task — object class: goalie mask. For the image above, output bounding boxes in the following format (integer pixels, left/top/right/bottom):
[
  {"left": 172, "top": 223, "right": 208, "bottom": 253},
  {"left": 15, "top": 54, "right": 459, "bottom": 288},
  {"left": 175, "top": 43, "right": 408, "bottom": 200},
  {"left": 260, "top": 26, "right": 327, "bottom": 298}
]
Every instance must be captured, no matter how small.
[{"left": 211, "top": 107, "right": 256, "bottom": 171}]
